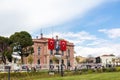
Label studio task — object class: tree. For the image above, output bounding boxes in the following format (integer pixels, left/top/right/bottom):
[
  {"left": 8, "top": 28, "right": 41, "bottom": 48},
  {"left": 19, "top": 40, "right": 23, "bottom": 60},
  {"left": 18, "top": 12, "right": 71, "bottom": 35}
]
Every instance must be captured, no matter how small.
[
  {"left": 86, "top": 54, "right": 94, "bottom": 63},
  {"left": 75, "top": 56, "right": 80, "bottom": 63},
  {"left": 10, "top": 31, "right": 33, "bottom": 64},
  {"left": 28, "top": 54, "right": 33, "bottom": 64},
  {"left": 0, "top": 36, "right": 12, "bottom": 64},
  {"left": 52, "top": 56, "right": 59, "bottom": 64}
]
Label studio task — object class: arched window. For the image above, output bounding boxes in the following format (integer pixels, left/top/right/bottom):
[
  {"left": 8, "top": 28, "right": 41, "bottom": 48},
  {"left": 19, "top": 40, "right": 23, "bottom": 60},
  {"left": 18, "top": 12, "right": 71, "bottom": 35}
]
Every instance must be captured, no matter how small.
[
  {"left": 38, "top": 47, "right": 40, "bottom": 55},
  {"left": 37, "top": 59, "right": 40, "bottom": 64}
]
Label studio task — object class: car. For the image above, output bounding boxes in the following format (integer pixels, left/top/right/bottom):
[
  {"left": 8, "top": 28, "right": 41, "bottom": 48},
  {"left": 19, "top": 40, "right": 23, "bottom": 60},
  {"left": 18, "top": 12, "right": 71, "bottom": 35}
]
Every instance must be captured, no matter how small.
[
  {"left": 21, "top": 65, "right": 30, "bottom": 72},
  {"left": 13, "top": 64, "right": 20, "bottom": 72}
]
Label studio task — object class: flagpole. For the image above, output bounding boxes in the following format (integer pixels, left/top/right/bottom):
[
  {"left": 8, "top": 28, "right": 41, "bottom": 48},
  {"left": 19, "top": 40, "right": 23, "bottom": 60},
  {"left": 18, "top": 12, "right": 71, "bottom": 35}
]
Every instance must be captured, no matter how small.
[{"left": 61, "top": 51, "right": 64, "bottom": 77}]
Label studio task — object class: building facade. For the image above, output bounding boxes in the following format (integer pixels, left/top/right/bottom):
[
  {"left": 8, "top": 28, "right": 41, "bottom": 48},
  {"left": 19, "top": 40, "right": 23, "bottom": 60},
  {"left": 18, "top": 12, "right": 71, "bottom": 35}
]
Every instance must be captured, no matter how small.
[
  {"left": 29, "top": 34, "right": 74, "bottom": 69},
  {"left": 100, "top": 54, "right": 116, "bottom": 67}
]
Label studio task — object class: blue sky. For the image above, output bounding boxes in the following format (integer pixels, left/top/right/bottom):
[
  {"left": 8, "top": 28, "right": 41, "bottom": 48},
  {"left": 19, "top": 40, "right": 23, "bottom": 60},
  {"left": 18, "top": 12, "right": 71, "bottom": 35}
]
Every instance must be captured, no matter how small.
[{"left": 0, "top": 0, "right": 120, "bottom": 57}]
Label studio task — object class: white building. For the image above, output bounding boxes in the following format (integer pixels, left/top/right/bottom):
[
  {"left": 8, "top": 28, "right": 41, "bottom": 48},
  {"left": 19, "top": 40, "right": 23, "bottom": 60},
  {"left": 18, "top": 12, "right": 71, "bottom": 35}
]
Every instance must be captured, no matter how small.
[{"left": 100, "top": 54, "right": 116, "bottom": 67}]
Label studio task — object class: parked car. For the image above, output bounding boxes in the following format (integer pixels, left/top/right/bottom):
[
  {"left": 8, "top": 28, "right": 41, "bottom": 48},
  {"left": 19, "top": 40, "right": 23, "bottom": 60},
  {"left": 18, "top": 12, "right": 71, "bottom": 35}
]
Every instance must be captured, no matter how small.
[
  {"left": 13, "top": 64, "right": 20, "bottom": 72},
  {"left": 21, "top": 65, "right": 29, "bottom": 72}
]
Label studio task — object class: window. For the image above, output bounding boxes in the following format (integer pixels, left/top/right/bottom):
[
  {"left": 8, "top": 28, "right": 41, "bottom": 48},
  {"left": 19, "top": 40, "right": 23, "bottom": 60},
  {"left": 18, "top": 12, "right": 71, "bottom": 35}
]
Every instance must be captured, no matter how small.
[
  {"left": 37, "top": 59, "right": 40, "bottom": 64},
  {"left": 67, "top": 60, "right": 70, "bottom": 67},
  {"left": 68, "top": 49, "right": 70, "bottom": 57},
  {"left": 49, "top": 59, "right": 53, "bottom": 64},
  {"left": 38, "top": 47, "right": 40, "bottom": 55},
  {"left": 50, "top": 50, "right": 53, "bottom": 55}
]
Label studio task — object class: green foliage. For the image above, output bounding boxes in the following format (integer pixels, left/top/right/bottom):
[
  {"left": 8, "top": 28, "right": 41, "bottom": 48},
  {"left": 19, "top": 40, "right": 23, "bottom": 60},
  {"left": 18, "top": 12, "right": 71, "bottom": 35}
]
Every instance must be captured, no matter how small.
[
  {"left": 4, "top": 50, "right": 12, "bottom": 62},
  {"left": 28, "top": 54, "right": 33, "bottom": 64},
  {"left": 102, "top": 67, "right": 116, "bottom": 72},
  {"left": 10, "top": 31, "right": 33, "bottom": 48},
  {"left": 10, "top": 31, "right": 34, "bottom": 63},
  {"left": 115, "top": 66, "right": 120, "bottom": 71},
  {"left": 75, "top": 57, "right": 80, "bottom": 63},
  {"left": 1, "top": 71, "right": 120, "bottom": 80},
  {"left": 0, "top": 36, "right": 12, "bottom": 63},
  {"left": 52, "top": 56, "right": 59, "bottom": 64},
  {"left": 96, "top": 68, "right": 103, "bottom": 73}
]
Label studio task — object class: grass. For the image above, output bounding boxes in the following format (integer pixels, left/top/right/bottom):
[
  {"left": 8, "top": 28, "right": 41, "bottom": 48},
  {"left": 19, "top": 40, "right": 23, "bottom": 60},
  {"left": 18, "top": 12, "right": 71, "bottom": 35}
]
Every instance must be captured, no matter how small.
[
  {"left": 36, "top": 72, "right": 120, "bottom": 80},
  {"left": 1, "top": 71, "right": 120, "bottom": 80}
]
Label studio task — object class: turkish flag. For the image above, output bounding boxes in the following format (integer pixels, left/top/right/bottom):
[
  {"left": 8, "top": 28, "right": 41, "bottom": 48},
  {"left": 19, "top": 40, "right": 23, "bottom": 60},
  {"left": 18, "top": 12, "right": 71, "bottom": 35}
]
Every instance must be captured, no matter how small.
[
  {"left": 48, "top": 38, "right": 55, "bottom": 50},
  {"left": 60, "top": 40, "right": 66, "bottom": 51}
]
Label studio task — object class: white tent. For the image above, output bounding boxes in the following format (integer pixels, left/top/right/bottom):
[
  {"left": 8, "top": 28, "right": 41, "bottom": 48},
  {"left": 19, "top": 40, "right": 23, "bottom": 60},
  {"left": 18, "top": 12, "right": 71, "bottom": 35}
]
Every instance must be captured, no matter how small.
[{"left": 12, "top": 52, "right": 21, "bottom": 59}]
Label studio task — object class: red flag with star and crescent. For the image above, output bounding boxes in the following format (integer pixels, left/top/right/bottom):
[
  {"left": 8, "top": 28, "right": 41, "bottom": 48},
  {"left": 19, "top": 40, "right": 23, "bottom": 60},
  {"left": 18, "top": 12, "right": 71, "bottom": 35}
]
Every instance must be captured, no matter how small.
[
  {"left": 60, "top": 40, "right": 67, "bottom": 51},
  {"left": 48, "top": 38, "right": 55, "bottom": 50}
]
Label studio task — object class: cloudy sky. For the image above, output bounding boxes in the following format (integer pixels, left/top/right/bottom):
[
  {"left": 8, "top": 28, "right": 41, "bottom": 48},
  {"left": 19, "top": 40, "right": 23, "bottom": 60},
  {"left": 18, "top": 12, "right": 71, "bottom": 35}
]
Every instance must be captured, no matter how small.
[{"left": 0, "top": 0, "right": 120, "bottom": 57}]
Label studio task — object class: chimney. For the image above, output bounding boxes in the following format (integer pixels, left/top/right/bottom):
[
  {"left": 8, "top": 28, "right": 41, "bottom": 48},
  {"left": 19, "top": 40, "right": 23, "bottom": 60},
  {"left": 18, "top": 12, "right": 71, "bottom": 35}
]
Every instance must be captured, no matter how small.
[
  {"left": 36, "top": 36, "right": 38, "bottom": 39},
  {"left": 41, "top": 33, "right": 43, "bottom": 39}
]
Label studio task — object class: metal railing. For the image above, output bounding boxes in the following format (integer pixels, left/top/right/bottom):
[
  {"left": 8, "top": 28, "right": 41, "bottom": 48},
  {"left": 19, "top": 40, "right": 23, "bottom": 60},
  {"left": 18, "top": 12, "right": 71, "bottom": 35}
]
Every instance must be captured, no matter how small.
[{"left": 0, "top": 64, "right": 64, "bottom": 72}]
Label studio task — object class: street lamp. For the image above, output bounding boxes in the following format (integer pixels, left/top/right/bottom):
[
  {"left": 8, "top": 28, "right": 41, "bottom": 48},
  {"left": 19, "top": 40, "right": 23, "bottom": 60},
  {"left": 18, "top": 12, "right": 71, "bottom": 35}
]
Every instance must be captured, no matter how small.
[{"left": 106, "top": 59, "right": 108, "bottom": 68}]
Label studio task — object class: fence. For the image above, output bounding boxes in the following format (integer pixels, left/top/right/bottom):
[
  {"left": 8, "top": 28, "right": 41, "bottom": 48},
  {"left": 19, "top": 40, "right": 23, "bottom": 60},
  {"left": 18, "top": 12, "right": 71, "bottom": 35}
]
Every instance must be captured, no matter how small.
[
  {"left": 0, "top": 63, "right": 65, "bottom": 72},
  {"left": 76, "top": 63, "right": 102, "bottom": 69}
]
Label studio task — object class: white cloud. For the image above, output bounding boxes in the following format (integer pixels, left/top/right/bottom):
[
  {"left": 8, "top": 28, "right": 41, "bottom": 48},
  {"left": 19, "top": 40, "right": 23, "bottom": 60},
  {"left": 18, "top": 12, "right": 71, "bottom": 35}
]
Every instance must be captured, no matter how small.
[
  {"left": 44, "top": 31, "right": 97, "bottom": 44},
  {"left": 0, "top": 0, "right": 105, "bottom": 36},
  {"left": 43, "top": 31, "right": 120, "bottom": 57},
  {"left": 99, "top": 28, "right": 120, "bottom": 38},
  {"left": 75, "top": 44, "right": 120, "bottom": 57}
]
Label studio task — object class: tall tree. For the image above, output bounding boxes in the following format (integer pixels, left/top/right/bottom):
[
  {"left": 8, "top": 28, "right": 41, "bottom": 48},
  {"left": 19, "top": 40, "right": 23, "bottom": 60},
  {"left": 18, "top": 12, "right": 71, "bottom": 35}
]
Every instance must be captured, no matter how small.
[
  {"left": 10, "top": 31, "right": 33, "bottom": 64},
  {"left": 75, "top": 56, "right": 80, "bottom": 63},
  {"left": 0, "top": 36, "right": 12, "bottom": 64}
]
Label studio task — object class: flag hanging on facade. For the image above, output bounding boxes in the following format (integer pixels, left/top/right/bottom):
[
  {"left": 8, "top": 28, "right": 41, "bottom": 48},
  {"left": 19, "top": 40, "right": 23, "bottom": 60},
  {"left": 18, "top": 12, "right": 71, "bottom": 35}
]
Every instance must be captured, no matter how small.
[
  {"left": 48, "top": 38, "right": 55, "bottom": 50},
  {"left": 60, "top": 40, "right": 67, "bottom": 51}
]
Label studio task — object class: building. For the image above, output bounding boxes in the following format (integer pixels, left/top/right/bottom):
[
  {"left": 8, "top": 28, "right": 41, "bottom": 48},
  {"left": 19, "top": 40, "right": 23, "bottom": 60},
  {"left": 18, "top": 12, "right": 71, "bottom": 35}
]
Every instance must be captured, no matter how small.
[
  {"left": 25, "top": 34, "right": 74, "bottom": 69},
  {"left": 100, "top": 54, "right": 116, "bottom": 67}
]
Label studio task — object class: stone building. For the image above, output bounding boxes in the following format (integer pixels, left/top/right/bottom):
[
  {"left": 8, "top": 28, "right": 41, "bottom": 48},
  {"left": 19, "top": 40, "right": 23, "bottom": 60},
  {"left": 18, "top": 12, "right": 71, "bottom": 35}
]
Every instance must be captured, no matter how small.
[{"left": 24, "top": 34, "right": 74, "bottom": 69}]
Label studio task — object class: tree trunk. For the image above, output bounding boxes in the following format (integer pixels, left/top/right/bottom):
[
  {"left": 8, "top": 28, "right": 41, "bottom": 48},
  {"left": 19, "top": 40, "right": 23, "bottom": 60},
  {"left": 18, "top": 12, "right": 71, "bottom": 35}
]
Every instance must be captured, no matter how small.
[{"left": 2, "top": 54, "right": 6, "bottom": 64}]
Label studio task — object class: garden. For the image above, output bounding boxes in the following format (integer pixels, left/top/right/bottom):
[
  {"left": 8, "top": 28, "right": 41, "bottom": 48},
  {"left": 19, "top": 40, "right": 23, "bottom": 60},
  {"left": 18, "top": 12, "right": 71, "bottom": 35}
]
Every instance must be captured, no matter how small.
[{"left": 1, "top": 67, "right": 120, "bottom": 80}]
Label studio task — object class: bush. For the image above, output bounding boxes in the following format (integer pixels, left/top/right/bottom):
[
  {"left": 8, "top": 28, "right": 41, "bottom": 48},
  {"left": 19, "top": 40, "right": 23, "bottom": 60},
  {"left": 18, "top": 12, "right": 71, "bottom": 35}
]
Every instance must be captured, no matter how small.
[
  {"left": 87, "top": 69, "right": 95, "bottom": 73},
  {"left": 115, "top": 67, "right": 120, "bottom": 72},
  {"left": 102, "top": 67, "right": 117, "bottom": 72},
  {"left": 81, "top": 69, "right": 88, "bottom": 72},
  {"left": 96, "top": 68, "right": 103, "bottom": 73}
]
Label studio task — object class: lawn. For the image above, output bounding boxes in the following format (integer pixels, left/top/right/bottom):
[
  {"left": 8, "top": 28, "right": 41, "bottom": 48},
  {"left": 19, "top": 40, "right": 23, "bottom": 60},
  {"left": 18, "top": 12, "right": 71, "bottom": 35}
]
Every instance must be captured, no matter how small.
[
  {"left": 1, "top": 72, "right": 120, "bottom": 80},
  {"left": 36, "top": 72, "right": 120, "bottom": 80}
]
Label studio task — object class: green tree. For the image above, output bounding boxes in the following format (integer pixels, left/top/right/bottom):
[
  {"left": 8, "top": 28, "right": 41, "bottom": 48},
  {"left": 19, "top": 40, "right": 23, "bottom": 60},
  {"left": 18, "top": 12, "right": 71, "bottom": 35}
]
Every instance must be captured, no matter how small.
[
  {"left": 0, "top": 36, "right": 12, "bottom": 64},
  {"left": 52, "top": 56, "right": 59, "bottom": 64},
  {"left": 28, "top": 54, "right": 33, "bottom": 64},
  {"left": 75, "top": 57, "right": 80, "bottom": 63},
  {"left": 10, "top": 31, "right": 33, "bottom": 64}
]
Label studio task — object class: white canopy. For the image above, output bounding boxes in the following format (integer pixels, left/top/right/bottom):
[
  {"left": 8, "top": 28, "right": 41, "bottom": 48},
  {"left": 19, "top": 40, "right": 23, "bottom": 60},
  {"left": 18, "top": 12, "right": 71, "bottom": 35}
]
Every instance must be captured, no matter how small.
[{"left": 12, "top": 52, "right": 21, "bottom": 59}]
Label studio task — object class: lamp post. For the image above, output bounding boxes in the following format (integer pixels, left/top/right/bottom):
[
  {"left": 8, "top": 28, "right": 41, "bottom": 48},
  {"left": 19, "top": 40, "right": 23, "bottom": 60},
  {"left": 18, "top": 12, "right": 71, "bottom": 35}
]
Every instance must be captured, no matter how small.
[
  {"left": 8, "top": 65, "right": 10, "bottom": 80},
  {"left": 106, "top": 59, "right": 108, "bottom": 68},
  {"left": 61, "top": 51, "right": 64, "bottom": 77}
]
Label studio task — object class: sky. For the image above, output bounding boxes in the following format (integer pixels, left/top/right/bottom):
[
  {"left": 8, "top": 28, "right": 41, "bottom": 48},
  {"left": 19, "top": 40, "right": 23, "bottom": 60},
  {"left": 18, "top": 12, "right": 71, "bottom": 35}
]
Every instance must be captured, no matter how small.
[{"left": 0, "top": 0, "right": 120, "bottom": 57}]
